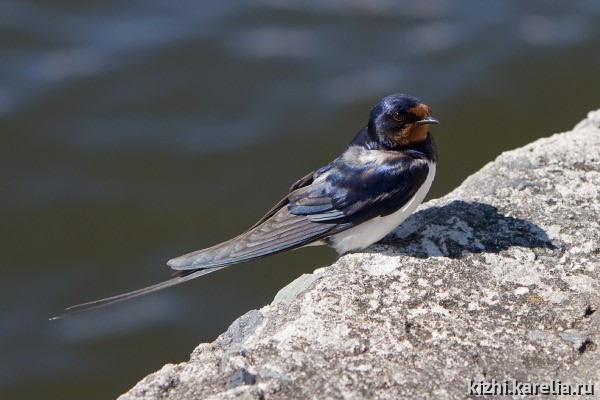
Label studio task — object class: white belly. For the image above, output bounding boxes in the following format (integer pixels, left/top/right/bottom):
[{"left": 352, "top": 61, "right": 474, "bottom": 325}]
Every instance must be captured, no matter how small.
[{"left": 328, "top": 162, "right": 435, "bottom": 254}]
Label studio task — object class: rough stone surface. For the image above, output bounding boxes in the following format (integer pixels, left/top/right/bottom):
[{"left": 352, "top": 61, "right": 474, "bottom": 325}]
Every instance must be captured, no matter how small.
[{"left": 120, "top": 111, "right": 600, "bottom": 400}]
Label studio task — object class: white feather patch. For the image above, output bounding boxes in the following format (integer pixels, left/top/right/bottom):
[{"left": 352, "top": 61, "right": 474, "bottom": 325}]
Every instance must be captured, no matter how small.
[{"left": 329, "top": 162, "right": 436, "bottom": 254}]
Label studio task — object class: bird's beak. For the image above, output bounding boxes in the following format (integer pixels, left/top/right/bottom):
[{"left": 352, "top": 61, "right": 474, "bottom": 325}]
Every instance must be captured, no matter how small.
[{"left": 415, "top": 116, "right": 439, "bottom": 125}]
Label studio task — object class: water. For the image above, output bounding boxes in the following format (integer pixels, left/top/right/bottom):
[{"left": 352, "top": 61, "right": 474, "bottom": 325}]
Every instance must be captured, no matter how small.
[{"left": 2, "top": 1, "right": 599, "bottom": 398}]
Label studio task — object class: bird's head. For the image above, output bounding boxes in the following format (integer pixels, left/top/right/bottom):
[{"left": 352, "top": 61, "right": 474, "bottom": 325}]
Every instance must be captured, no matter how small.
[{"left": 368, "top": 93, "right": 439, "bottom": 148}]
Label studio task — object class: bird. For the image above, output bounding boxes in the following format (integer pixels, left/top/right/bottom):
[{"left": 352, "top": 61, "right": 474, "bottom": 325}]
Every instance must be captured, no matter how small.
[{"left": 52, "top": 93, "right": 439, "bottom": 319}]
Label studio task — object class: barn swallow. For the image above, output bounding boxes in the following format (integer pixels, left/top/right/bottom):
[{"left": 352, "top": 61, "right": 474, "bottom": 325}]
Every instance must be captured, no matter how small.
[{"left": 52, "top": 93, "right": 439, "bottom": 319}]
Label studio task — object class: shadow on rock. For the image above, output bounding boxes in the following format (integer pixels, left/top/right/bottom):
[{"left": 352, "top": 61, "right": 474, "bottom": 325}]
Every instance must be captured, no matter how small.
[{"left": 380, "top": 200, "right": 557, "bottom": 259}]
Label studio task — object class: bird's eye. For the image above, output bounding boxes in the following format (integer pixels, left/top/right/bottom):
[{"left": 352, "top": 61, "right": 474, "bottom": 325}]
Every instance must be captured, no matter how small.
[{"left": 392, "top": 111, "right": 405, "bottom": 123}]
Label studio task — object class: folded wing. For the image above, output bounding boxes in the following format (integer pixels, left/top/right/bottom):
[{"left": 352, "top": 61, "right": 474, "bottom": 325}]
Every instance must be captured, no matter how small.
[{"left": 288, "top": 151, "right": 430, "bottom": 224}]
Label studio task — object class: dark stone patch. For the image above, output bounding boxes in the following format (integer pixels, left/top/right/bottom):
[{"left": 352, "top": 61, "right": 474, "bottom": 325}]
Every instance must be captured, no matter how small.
[{"left": 226, "top": 368, "right": 256, "bottom": 389}]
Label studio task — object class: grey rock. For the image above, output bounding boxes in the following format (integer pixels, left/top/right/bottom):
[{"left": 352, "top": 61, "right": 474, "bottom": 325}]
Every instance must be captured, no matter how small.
[
  {"left": 119, "top": 111, "right": 600, "bottom": 400},
  {"left": 226, "top": 369, "right": 256, "bottom": 389},
  {"left": 272, "top": 273, "right": 322, "bottom": 305},
  {"left": 221, "top": 309, "right": 263, "bottom": 348}
]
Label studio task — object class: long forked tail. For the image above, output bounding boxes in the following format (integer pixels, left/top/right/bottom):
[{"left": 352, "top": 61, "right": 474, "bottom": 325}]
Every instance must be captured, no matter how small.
[
  {"left": 51, "top": 208, "right": 340, "bottom": 320},
  {"left": 49, "top": 266, "right": 226, "bottom": 320}
]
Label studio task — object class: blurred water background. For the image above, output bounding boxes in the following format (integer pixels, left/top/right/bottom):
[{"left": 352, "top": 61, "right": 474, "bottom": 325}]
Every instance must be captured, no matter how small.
[{"left": 1, "top": 0, "right": 599, "bottom": 398}]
